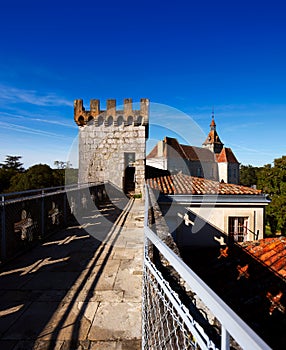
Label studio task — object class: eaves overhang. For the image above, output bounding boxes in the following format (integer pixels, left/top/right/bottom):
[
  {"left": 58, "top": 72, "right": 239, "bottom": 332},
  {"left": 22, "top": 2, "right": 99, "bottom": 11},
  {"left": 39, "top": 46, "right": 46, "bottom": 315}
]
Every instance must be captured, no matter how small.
[{"left": 158, "top": 193, "right": 271, "bottom": 206}]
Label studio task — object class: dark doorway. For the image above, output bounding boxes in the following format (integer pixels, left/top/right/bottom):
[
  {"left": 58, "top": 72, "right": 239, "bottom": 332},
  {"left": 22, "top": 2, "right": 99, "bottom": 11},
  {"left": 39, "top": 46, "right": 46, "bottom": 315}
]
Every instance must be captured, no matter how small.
[{"left": 123, "top": 152, "right": 135, "bottom": 195}]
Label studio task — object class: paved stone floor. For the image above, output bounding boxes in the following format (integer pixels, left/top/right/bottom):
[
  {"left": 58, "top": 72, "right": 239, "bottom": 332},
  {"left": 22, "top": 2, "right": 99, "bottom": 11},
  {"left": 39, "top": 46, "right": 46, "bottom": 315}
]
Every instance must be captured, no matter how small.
[{"left": 0, "top": 198, "right": 145, "bottom": 350}]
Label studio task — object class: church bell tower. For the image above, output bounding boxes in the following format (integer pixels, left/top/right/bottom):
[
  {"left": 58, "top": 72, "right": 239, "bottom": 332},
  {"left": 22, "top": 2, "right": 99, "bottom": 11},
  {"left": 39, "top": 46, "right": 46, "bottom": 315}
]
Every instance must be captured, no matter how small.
[{"left": 202, "top": 113, "right": 224, "bottom": 154}]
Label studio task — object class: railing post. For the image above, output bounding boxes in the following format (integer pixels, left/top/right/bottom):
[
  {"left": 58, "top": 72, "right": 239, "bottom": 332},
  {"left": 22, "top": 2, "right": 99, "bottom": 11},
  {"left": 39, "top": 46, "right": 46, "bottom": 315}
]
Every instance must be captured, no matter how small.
[
  {"left": 41, "top": 190, "right": 45, "bottom": 238},
  {"left": 1, "top": 196, "right": 6, "bottom": 260},
  {"left": 221, "top": 325, "right": 230, "bottom": 350},
  {"left": 63, "top": 191, "right": 67, "bottom": 226}
]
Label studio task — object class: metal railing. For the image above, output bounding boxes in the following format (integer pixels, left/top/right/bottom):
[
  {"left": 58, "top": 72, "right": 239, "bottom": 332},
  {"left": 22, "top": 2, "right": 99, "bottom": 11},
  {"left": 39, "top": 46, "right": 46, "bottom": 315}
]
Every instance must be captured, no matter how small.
[
  {"left": 142, "top": 185, "right": 271, "bottom": 350},
  {"left": 0, "top": 182, "right": 108, "bottom": 262}
]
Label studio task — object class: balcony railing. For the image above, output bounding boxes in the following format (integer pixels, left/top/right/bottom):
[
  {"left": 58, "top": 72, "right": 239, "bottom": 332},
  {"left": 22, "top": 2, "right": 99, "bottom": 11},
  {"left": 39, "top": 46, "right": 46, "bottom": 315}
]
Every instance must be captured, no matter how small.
[
  {"left": 142, "top": 185, "right": 271, "bottom": 350},
  {"left": 0, "top": 182, "right": 108, "bottom": 262}
]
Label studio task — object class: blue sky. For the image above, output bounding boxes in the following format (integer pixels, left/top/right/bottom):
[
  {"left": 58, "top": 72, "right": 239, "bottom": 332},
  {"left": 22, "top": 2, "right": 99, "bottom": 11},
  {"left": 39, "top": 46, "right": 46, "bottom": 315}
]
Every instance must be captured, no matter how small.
[{"left": 0, "top": 0, "right": 285, "bottom": 168}]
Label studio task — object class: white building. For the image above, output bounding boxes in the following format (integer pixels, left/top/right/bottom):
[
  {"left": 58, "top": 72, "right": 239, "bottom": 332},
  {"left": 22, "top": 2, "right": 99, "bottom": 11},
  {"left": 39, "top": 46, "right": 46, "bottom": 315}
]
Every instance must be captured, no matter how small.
[
  {"left": 147, "top": 173, "right": 270, "bottom": 246},
  {"left": 146, "top": 116, "right": 240, "bottom": 184}
]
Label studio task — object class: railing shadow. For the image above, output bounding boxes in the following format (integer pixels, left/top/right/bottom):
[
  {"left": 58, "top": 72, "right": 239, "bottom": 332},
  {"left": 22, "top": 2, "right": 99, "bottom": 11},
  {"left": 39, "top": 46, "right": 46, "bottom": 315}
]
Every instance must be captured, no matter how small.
[
  {"left": 0, "top": 185, "right": 131, "bottom": 349},
  {"left": 177, "top": 209, "right": 286, "bottom": 350}
]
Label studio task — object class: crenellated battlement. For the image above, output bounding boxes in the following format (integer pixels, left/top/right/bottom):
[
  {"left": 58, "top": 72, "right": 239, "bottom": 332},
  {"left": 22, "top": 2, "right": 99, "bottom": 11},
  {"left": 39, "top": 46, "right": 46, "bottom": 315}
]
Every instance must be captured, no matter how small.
[{"left": 74, "top": 98, "right": 149, "bottom": 127}]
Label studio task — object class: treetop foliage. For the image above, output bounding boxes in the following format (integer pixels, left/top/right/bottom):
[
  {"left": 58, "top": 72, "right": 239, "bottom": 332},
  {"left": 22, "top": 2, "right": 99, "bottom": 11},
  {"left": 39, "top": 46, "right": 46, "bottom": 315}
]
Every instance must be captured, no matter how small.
[
  {"left": 0, "top": 156, "right": 78, "bottom": 194},
  {"left": 0, "top": 155, "right": 24, "bottom": 172},
  {"left": 240, "top": 156, "right": 286, "bottom": 235}
]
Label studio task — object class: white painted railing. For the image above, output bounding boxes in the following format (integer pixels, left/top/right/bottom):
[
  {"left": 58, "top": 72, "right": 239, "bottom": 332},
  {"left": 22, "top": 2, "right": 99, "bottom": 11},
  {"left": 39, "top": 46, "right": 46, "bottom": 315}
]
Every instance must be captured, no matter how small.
[{"left": 142, "top": 185, "right": 271, "bottom": 350}]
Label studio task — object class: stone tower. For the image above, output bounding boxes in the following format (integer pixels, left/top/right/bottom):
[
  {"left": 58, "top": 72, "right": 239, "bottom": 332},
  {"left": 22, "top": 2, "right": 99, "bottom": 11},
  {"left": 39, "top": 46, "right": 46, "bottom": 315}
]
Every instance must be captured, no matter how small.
[{"left": 74, "top": 98, "right": 149, "bottom": 196}]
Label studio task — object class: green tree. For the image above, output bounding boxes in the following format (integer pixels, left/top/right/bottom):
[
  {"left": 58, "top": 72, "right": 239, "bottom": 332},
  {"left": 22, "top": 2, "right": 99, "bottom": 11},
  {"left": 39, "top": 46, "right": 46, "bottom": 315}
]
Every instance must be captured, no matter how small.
[
  {"left": 54, "top": 160, "right": 72, "bottom": 169},
  {"left": 257, "top": 156, "right": 286, "bottom": 235},
  {"left": 53, "top": 160, "right": 76, "bottom": 186},
  {"left": 0, "top": 155, "right": 25, "bottom": 193},
  {"left": 0, "top": 155, "right": 24, "bottom": 172},
  {"left": 239, "top": 164, "right": 261, "bottom": 187},
  {"left": 64, "top": 168, "right": 78, "bottom": 185},
  {"left": 9, "top": 164, "right": 55, "bottom": 192},
  {"left": 0, "top": 169, "right": 12, "bottom": 193}
]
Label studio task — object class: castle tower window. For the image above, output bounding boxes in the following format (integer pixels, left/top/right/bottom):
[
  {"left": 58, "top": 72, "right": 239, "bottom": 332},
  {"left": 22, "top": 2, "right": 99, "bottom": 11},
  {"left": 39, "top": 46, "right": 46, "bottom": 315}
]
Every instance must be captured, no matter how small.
[
  {"left": 117, "top": 115, "right": 124, "bottom": 126},
  {"left": 136, "top": 115, "right": 143, "bottom": 125},
  {"left": 98, "top": 116, "right": 104, "bottom": 126},
  {"left": 78, "top": 116, "right": 84, "bottom": 126},
  {"left": 107, "top": 115, "right": 113, "bottom": 126},
  {"left": 127, "top": 115, "right": 133, "bottom": 125}
]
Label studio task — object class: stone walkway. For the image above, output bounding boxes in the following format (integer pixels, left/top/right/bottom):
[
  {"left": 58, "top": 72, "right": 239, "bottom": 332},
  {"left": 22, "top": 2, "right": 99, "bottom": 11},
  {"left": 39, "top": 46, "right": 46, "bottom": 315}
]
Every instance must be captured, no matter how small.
[{"left": 0, "top": 198, "right": 145, "bottom": 350}]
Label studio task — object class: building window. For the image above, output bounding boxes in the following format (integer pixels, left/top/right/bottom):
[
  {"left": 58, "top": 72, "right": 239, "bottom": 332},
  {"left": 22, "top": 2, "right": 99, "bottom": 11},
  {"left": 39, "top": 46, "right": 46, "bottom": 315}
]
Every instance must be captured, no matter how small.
[
  {"left": 127, "top": 115, "right": 133, "bottom": 125},
  {"left": 228, "top": 217, "right": 248, "bottom": 242},
  {"left": 98, "top": 116, "right": 104, "bottom": 126},
  {"left": 107, "top": 115, "right": 113, "bottom": 126},
  {"left": 197, "top": 167, "right": 202, "bottom": 177},
  {"left": 117, "top": 115, "right": 124, "bottom": 126},
  {"left": 125, "top": 152, "right": 135, "bottom": 167}
]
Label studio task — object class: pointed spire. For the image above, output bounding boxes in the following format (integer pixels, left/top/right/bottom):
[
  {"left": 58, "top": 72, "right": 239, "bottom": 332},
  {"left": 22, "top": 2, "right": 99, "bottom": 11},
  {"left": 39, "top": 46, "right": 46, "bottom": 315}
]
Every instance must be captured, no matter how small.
[
  {"left": 202, "top": 109, "right": 224, "bottom": 154},
  {"left": 210, "top": 106, "right": 216, "bottom": 130}
]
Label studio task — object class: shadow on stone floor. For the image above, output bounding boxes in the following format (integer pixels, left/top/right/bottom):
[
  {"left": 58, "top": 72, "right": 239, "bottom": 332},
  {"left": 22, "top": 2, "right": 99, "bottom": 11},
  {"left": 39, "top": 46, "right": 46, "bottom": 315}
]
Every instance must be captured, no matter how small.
[{"left": 0, "top": 195, "right": 135, "bottom": 350}]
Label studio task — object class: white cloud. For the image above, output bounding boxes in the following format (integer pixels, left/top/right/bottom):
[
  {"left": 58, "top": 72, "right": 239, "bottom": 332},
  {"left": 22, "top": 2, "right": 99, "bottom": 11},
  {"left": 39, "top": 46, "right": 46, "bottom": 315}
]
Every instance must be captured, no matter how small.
[
  {"left": 0, "top": 84, "right": 72, "bottom": 107},
  {"left": 0, "top": 121, "right": 71, "bottom": 139},
  {"left": 0, "top": 111, "right": 77, "bottom": 129}
]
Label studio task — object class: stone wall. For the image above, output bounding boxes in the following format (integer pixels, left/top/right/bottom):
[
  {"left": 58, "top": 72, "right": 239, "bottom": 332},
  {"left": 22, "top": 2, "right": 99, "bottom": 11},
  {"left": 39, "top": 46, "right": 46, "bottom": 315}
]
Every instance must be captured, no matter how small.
[{"left": 75, "top": 98, "right": 149, "bottom": 195}]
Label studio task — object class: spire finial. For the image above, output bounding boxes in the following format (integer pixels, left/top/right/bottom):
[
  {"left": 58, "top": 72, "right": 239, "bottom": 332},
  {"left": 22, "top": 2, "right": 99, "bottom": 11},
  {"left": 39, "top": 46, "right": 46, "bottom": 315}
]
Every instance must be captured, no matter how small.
[{"left": 210, "top": 106, "right": 216, "bottom": 130}]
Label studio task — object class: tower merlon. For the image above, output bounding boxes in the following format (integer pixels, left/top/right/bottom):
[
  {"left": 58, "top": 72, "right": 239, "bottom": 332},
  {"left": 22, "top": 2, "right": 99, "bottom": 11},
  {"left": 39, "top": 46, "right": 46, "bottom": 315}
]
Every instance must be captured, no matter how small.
[
  {"left": 74, "top": 99, "right": 84, "bottom": 113},
  {"left": 124, "top": 98, "right": 133, "bottom": 116},
  {"left": 107, "top": 99, "right": 116, "bottom": 117},
  {"left": 74, "top": 98, "right": 149, "bottom": 126},
  {"left": 140, "top": 98, "right": 149, "bottom": 118},
  {"left": 90, "top": 99, "right": 100, "bottom": 116},
  {"left": 74, "top": 99, "right": 85, "bottom": 125}
]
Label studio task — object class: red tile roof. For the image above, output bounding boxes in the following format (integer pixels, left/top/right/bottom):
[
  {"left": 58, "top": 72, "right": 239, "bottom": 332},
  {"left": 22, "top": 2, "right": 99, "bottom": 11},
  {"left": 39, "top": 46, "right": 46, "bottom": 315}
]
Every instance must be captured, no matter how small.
[
  {"left": 202, "top": 129, "right": 223, "bottom": 147},
  {"left": 146, "top": 137, "right": 216, "bottom": 162},
  {"left": 181, "top": 145, "right": 216, "bottom": 162},
  {"left": 240, "top": 237, "right": 286, "bottom": 280},
  {"left": 146, "top": 144, "right": 158, "bottom": 159},
  {"left": 164, "top": 137, "right": 186, "bottom": 159},
  {"left": 217, "top": 147, "right": 239, "bottom": 163},
  {"left": 210, "top": 117, "right": 216, "bottom": 127},
  {"left": 147, "top": 137, "right": 239, "bottom": 165},
  {"left": 147, "top": 173, "right": 262, "bottom": 195}
]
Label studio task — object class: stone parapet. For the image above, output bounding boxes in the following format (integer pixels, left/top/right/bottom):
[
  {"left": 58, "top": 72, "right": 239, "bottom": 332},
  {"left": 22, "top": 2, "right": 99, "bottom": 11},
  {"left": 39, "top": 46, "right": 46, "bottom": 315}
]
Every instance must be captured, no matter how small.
[{"left": 74, "top": 98, "right": 149, "bottom": 127}]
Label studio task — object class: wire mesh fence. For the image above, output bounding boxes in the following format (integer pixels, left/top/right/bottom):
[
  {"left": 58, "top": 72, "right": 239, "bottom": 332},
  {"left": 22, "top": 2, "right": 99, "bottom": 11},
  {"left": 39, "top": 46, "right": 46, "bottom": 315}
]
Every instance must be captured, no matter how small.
[
  {"left": 143, "top": 256, "right": 198, "bottom": 350},
  {"left": 142, "top": 252, "right": 220, "bottom": 350}
]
